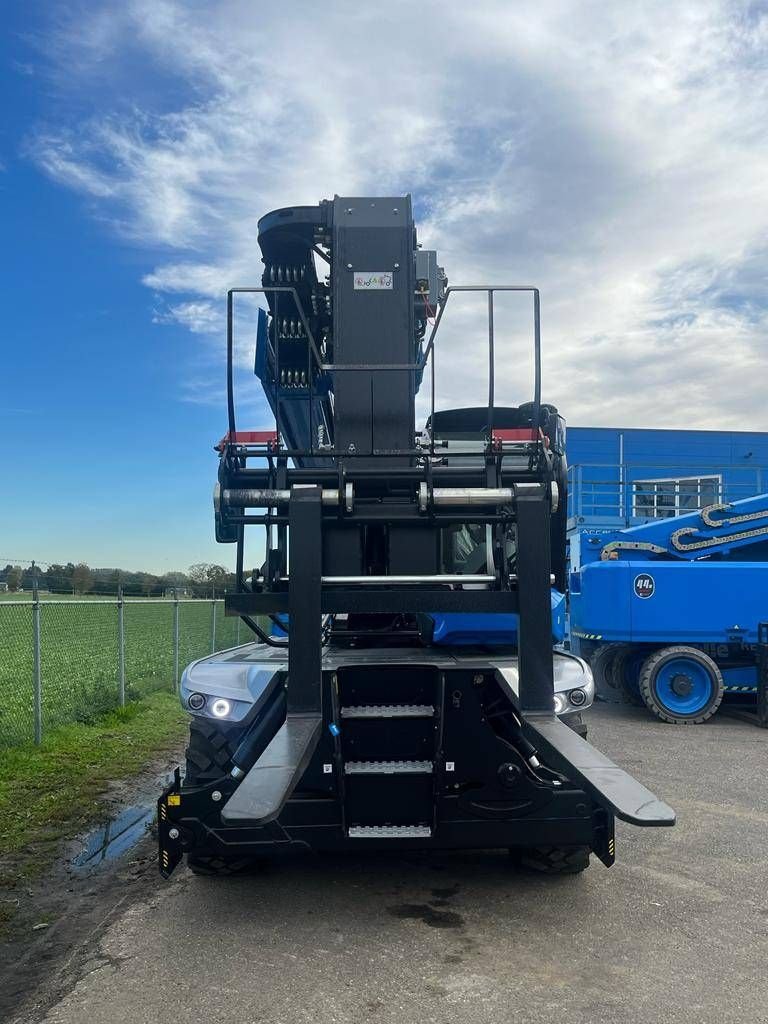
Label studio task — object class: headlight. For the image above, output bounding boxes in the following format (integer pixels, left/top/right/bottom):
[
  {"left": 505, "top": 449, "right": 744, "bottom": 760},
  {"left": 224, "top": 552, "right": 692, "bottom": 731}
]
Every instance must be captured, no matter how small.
[
  {"left": 211, "top": 698, "right": 232, "bottom": 718},
  {"left": 188, "top": 692, "right": 206, "bottom": 710},
  {"left": 569, "top": 688, "right": 587, "bottom": 707},
  {"left": 553, "top": 693, "right": 566, "bottom": 714}
]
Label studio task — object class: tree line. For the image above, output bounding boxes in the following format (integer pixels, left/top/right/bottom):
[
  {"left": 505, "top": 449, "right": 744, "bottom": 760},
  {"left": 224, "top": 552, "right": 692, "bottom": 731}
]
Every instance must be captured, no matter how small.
[{"left": 0, "top": 562, "right": 236, "bottom": 597}]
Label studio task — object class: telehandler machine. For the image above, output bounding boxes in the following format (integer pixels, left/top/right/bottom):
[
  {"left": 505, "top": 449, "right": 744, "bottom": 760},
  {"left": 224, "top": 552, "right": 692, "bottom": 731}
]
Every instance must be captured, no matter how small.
[{"left": 158, "top": 195, "right": 674, "bottom": 877}]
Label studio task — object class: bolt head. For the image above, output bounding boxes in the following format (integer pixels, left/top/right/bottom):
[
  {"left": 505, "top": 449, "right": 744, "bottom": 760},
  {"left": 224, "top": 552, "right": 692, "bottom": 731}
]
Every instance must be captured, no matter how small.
[
  {"left": 168, "top": 827, "right": 180, "bottom": 840},
  {"left": 473, "top": 674, "right": 484, "bottom": 686},
  {"left": 498, "top": 762, "right": 521, "bottom": 788},
  {"left": 211, "top": 790, "right": 222, "bottom": 802},
  {"left": 346, "top": 263, "right": 353, "bottom": 270},
  {"left": 394, "top": 262, "right": 400, "bottom": 269}
]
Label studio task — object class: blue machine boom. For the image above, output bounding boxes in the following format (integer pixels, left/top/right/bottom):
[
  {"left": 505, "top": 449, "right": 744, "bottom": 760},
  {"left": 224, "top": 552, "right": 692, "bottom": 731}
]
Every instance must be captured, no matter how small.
[{"left": 570, "top": 493, "right": 768, "bottom": 724}]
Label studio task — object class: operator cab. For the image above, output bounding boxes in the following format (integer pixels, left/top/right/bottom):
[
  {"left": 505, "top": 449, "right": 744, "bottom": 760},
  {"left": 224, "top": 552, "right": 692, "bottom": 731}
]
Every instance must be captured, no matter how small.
[{"left": 426, "top": 405, "right": 568, "bottom": 591}]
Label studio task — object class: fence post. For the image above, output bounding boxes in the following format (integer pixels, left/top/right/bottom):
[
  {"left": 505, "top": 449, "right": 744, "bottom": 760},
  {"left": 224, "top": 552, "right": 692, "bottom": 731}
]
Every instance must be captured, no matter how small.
[
  {"left": 236, "top": 614, "right": 241, "bottom": 647},
  {"left": 117, "top": 586, "right": 126, "bottom": 707},
  {"left": 32, "top": 579, "right": 42, "bottom": 744},
  {"left": 210, "top": 590, "right": 217, "bottom": 654},
  {"left": 173, "top": 588, "right": 180, "bottom": 694}
]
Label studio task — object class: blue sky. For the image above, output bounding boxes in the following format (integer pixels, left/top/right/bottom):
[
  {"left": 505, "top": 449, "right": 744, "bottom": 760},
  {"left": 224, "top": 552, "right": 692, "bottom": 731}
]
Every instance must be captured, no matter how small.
[{"left": 2, "top": 1, "right": 768, "bottom": 572}]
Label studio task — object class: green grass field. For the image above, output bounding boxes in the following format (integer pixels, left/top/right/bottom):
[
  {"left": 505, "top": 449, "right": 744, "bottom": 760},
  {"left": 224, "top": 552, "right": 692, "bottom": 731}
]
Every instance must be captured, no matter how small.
[{"left": 0, "top": 599, "right": 248, "bottom": 747}]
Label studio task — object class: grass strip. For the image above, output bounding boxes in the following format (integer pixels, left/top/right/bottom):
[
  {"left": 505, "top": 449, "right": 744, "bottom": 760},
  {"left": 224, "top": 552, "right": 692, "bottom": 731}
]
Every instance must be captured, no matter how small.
[{"left": 0, "top": 692, "right": 187, "bottom": 894}]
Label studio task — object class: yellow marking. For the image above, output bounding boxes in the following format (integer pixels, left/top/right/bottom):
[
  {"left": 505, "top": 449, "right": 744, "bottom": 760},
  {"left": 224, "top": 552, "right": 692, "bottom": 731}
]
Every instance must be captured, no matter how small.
[{"left": 168, "top": 794, "right": 181, "bottom": 806}]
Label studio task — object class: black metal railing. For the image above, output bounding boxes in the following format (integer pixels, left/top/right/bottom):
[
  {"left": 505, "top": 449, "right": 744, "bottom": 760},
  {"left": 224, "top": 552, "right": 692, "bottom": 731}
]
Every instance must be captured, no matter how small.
[{"left": 225, "top": 284, "right": 543, "bottom": 463}]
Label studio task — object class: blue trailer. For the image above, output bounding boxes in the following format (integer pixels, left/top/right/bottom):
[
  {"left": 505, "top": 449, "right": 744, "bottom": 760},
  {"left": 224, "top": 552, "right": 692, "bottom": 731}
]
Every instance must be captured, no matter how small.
[{"left": 569, "top": 493, "right": 768, "bottom": 724}]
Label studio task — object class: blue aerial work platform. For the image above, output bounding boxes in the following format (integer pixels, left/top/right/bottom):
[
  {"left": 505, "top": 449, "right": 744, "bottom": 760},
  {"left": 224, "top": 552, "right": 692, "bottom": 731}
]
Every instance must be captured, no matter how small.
[{"left": 569, "top": 493, "right": 768, "bottom": 725}]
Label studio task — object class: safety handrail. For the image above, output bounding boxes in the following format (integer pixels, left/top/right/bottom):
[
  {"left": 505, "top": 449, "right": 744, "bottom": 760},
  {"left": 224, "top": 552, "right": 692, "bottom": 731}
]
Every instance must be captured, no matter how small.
[{"left": 226, "top": 283, "right": 542, "bottom": 462}]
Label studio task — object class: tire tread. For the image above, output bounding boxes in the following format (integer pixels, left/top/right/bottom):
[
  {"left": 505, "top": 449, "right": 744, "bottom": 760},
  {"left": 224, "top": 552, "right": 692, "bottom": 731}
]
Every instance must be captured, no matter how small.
[{"left": 511, "top": 845, "right": 590, "bottom": 875}]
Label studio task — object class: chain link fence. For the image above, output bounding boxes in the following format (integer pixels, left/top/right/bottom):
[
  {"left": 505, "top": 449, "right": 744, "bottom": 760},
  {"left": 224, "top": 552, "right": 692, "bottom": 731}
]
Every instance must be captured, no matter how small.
[{"left": 0, "top": 596, "right": 248, "bottom": 747}]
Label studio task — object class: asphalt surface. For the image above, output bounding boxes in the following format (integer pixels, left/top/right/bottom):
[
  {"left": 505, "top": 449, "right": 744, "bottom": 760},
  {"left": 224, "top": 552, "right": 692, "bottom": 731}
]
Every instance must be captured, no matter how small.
[{"left": 17, "top": 704, "right": 768, "bottom": 1024}]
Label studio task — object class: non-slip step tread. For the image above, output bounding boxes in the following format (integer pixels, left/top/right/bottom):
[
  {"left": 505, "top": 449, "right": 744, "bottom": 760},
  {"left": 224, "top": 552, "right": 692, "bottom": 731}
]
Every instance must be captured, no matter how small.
[
  {"left": 344, "top": 759, "right": 433, "bottom": 775},
  {"left": 340, "top": 704, "right": 435, "bottom": 719},
  {"left": 348, "top": 825, "right": 433, "bottom": 839}
]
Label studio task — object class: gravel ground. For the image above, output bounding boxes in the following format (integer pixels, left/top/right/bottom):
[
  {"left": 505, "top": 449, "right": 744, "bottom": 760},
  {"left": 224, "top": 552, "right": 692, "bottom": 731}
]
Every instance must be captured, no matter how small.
[{"left": 11, "top": 703, "right": 768, "bottom": 1024}]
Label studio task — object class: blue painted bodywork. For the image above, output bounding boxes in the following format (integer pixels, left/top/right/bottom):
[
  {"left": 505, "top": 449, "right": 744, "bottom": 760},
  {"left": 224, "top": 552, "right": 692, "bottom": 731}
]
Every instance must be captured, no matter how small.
[
  {"left": 571, "top": 561, "right": 768, "bottom": 645},
  {"left": 573, "top": 492, "right": 768, "bottom": 564},
  {"left": 430, "top": 589, "right": 566, "bottom": 645},
  {"left": 571, "top": 492, "right": 768, "bottom": 648}
]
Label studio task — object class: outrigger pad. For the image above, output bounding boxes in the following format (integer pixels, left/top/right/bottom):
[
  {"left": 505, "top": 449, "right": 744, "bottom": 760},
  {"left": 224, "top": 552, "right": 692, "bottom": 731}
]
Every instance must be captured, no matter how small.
[
  {"left": 220, "top": 714, "right": 322, "bottom": 824},
  {"left": 525, "top": 714, "right": 676, "bottom": 827}
]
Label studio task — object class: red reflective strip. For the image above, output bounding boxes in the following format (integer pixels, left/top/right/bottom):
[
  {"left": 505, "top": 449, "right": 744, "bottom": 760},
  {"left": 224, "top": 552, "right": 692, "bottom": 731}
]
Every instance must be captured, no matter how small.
[
  {"left": 492, "top": 428, "right": 550, "bottom": 448},
  {"left": 492, "top": 428, "right": 539, "bottom": 441},
  {"left": 216, "top": 430, "right": 278, "bottom": 450}
]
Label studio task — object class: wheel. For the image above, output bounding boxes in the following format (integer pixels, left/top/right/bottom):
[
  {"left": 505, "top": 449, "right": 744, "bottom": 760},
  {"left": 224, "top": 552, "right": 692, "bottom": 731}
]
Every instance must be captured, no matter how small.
[
  {"left": 638, "top": 646, "right": 724, "bottom": 724},
  {"left": 562, "top": 711, "right": 587, "bottom": 739},
  {"left": 184, "top": 718, "right": 242, "bottom": 787},
  {"left": 187, "top": 855, "right": 256, "bottom": 876},
  {"left": 510, "top": 846, "right": 590, "bottom": 875},
  {"left": 589, "top": 644, "right": 625, "bottom": 697},
  {"left": 613, "top": 645, "right": 647, "bottom": 707}
]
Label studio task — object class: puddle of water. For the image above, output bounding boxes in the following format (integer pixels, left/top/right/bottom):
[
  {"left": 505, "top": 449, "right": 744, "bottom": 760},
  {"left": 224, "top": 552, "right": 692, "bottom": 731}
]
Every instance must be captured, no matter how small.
[
  {"left": 70, "top": 769, "right": 176, "bottom": 873},
  {"left": 71, "top": 804, "right": 154, "bottom": 873}
]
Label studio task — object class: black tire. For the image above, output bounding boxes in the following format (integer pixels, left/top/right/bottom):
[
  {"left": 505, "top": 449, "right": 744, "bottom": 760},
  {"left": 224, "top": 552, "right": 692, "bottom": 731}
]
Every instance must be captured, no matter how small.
[
  {"left": 562, "top": 711, "right": 587, "bottom": 739},
  {"left": 183, "top": 724, "right": 261, "bottom": 878},
  {"left": 613, "top": 645, "right": 647, "bottom": 707},
  {"left": 639, "top": 646, "right": 724, "bottom": 724},
  {"left": 184, "top": 718, "right": 241, "bottom": 787},
  {"left": 511, "top": 846, "right": 590, "bottom": 875},
  {"left": 187, "top": 854, "right": 256, "bottom": 876},
  {"left": 589, "top": 643, "right": 624, "bottom": 697}
]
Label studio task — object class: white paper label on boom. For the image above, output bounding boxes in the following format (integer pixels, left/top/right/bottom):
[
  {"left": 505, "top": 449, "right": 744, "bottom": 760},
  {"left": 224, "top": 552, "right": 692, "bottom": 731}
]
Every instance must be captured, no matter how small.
[{"left": 353, "top": 271, "right": 393, "bottom": 290}]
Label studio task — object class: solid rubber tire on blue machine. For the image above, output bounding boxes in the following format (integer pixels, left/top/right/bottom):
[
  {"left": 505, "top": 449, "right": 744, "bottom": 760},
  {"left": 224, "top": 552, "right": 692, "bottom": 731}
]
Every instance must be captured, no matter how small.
[
  {"left": 613, "top": 645, "right": 648, "bottom": 707},
  {"left": 638, "top": 646, "right": 724, "bottom": 724},
  {"left": 589, "top": 643, "right": 625, "bottom": 697}
]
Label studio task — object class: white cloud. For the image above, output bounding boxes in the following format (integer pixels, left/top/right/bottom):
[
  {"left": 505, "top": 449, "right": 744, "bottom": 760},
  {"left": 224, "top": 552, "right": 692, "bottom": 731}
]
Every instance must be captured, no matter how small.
[{"left": 27, "top": 0, "right": 768, "bottom": 428}]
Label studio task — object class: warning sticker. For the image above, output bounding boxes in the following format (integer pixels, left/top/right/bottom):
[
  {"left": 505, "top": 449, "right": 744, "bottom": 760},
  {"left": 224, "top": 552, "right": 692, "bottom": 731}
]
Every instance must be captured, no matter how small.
[{"left": 353, "top": 271, "right": 393, "bottom": 290}]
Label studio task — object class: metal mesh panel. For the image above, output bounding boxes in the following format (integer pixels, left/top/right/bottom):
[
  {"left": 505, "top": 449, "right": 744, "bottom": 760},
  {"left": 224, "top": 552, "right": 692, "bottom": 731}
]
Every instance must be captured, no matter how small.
[
  {"left": 0, "top": 598, "right": 260, "bottom": 748},
  {"left": 124, "top": 601, "right": 175, "bottom": 699},
  {"left": 40, "top": 602, "right": 120, "bottom": 731},
  {"left": 0, "top": 603, "right": 34, "bottom": 746},
  {"left": 214, "top": 600, "right": 240, "bottom": 650},
  {"left": 178, "top": 601, "right": 214, "bottom": 672}
]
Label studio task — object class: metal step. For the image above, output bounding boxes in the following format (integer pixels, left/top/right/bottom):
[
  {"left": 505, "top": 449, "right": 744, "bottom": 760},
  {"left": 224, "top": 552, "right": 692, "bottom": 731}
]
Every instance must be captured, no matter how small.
[
  {"left": 344, "top": 759, "right": 433, "bottom": 775},
  {"left": 340, "top": 704, "right": 435, "bottom": 719},
  {"left": 348, "top": 824, "right": 433, "bottom": 839}
]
